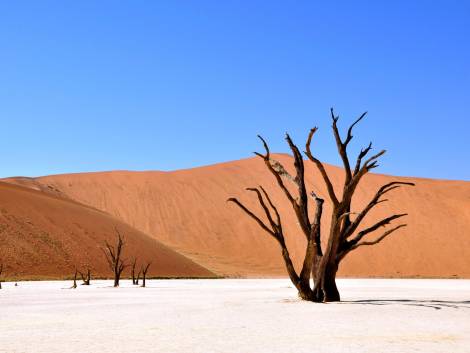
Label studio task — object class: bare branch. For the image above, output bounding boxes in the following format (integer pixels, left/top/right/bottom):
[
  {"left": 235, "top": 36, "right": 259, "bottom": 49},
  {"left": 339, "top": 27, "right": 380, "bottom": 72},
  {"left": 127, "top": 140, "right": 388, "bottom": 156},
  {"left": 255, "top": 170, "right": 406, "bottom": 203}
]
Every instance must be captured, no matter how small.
[
  {"left": 344, "top": 111, "right": 368, "bottom": 146},
  {"left": 353, "top": 142, "right": 372, "bottom": 175},
  {"left": 254, "top": 136, "right": 297, "bottom": 207},
  {"left": 254, "top": 135, "right": 270, "bottom": 159},
  {"left": 270, "top": 159, "right": 297, "bottom": 185},
  {"left": 246, "top": 187, "right": 279, "bottom": 233},
  {"left": 343, "top": 181, "right": 415, "bottom": 239},
  {"left": 347, "top": 149, "right": 387, "bottom": 196},
  {"left": 143, "top": 262, "right": 151, "bottom": 274},
  {"left": 101, "top": 245, "right": 114, "bottom": 271},
  {"left": 259, "top": 185, "right": 282, "bottom": 232},
  {"left": 363, "top": 150, "right": 386, "bottom": 171},
  {"left": 348, "top": 213, "right": 408, "bottom": 247},
  {"left": 305, "top": 127, "right": 339, "bottom": 205},
  {"left": 351, "top": 224, "right": 407, "bottom": 250},
  {"left": 339, "top": 212, "right": 357, "bottom": 222},
  {"left": 330, "top": 108, "right": 352, "bottom": 181},
  {"left": 227, "top": 197, "right": 277, "bottom": 239},
  {"left": 285, "top": 133, "right": 311, "bottom": 236},
  {"left": 330, "top": 109, "right": 368, "bottom": 184}
]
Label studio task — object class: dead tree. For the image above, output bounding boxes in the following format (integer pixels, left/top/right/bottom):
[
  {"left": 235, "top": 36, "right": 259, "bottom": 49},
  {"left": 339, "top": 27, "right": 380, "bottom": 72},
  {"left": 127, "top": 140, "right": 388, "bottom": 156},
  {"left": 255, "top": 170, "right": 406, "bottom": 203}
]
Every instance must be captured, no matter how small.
[
  {"left": 141, "top": 262, "right": 151, "bottom": 288},
  {"left": 71, "top": 269, "right": 78, "bottom": 289},
  {"left": 102, "top": 229, "right": 127, "bottom": 287},
  {"left": 136, "top": 267, "right": 142, "bottom": 285},
  {"left": 131, "top": 258, "right": 138, "bottom": 285},
  {"left": 0, "top": 263, "right": 3, "bottom": 289},
  {"left": 228, "top": 109, "right": 414, "bottom": 302},
  {"left": 79, "top": 268, "right": 91, "bottom": 285}
]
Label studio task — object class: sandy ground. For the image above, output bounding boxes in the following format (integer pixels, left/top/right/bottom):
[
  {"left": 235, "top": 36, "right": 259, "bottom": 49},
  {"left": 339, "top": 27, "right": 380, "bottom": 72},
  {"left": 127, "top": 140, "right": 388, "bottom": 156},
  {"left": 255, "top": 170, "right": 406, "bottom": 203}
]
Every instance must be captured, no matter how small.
[{"left": 0, "top": 279, "right": 469, "bottom": 353}]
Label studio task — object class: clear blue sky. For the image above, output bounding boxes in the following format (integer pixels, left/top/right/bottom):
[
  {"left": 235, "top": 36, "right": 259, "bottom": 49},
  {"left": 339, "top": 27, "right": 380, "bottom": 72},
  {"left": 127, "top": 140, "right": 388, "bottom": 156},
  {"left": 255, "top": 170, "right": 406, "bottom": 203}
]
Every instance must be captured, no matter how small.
[{"left": 1, "top": 1, "right": 468, "bottom": 180}]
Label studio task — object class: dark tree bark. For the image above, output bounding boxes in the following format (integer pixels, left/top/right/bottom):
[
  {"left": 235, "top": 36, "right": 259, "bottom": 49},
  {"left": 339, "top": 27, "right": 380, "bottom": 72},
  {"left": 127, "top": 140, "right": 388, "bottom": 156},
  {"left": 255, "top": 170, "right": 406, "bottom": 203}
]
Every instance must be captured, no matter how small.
[
  {"left": 228, "top": 109, "right": 414, "bottom": 302},
  {"left": 141, "top": 263, "right": 151, "bottom": 288},
  {"left": 102, "top": 229, "right": 127, "bottom": 287},
  {"left": 79, "top": 268, "right": 91, "bottom": 285}
]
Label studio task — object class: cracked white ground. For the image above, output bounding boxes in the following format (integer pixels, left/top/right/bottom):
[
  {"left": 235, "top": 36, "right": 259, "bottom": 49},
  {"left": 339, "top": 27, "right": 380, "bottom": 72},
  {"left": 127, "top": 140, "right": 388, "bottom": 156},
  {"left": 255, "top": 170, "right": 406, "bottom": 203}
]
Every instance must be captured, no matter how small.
[{"left": 1, "top": 279, "right": 469, "bottom": 353}]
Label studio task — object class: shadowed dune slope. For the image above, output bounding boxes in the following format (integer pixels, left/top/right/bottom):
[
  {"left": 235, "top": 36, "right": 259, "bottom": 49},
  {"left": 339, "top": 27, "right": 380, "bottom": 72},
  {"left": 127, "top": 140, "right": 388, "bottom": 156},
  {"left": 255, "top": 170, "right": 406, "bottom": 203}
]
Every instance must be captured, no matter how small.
[
  {"left": 3, "top": 155, "right": 470, "bottom": 278},
  {"left": 0, "top": 182, "right": 215, "bottom": 280}
]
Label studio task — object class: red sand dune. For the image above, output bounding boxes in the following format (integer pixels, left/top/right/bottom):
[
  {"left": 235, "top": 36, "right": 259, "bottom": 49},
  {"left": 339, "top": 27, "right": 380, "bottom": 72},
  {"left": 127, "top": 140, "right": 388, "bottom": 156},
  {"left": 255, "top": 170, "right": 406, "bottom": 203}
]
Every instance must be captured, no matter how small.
[
  {"left": 3, "top": 154, "right": 470, "bottom": 278},
  {"left": 0, "top": 182, "right": 215, "bottom": 280}
]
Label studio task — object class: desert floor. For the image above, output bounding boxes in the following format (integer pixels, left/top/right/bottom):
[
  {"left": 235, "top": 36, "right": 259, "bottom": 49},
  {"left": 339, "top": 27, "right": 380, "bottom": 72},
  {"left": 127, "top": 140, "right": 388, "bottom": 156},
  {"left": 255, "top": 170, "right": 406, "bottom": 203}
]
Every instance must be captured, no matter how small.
[{"left": 0, "top": 279, "right": 469, "bottom": 353}]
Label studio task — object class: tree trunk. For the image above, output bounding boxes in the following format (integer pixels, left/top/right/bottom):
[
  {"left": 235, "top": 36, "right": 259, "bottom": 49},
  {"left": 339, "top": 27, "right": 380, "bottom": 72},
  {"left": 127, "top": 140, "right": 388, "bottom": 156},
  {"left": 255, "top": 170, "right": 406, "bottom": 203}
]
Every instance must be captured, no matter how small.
[
  {"left": 131, "top": 259, "right": 137, "bottom": 285},
  {"left": 323, "top": 269, "right": 340, "bottom": 302},
  {"left": 72, "top": 270, "right": 78, "bottom": 289},
  {"left": 86, "top": 269, "right": 91, "bottom": 285},
  {"left": 315, "top": 262, "right": 340, "bottom": 302},
  {"left": 113, "top": 266, "right": 120, "bottom": 287}
]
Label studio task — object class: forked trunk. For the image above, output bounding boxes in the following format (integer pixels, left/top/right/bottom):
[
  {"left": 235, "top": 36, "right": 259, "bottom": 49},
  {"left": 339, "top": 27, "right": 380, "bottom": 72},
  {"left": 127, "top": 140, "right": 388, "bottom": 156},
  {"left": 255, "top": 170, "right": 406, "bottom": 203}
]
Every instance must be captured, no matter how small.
[{"left": 296, "top": 262, "right": 338, "bottom": 302}]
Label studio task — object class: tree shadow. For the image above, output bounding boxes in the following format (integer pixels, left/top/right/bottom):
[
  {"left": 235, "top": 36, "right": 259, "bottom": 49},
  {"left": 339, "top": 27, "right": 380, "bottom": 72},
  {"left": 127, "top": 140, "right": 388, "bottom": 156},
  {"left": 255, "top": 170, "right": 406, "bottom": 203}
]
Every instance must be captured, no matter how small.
[{"left": 339, "top": 299, "right": 470, "bottom": 310}]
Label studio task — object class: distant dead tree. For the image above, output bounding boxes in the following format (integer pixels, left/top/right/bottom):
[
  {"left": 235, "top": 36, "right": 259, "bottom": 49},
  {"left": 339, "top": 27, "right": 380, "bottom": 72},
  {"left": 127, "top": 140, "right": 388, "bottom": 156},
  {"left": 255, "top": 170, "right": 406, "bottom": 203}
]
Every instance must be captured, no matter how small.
[
  {"left": 102, "top": 229, "right": 127, "bottom": 287},
  {"left": 141, "top": 262, "right": 151, "bottom": 288},
  {"left": 79, "top": 268, "right": 92, "bottom": 285},
  {"left": 131, "top": 258, "right": 141, "bottom": 285},
  {"left": 0, "top": 263, "right": 3, "bottom": 289},
  {"left": 71, "top": 269, "right": 78, "bottom": 289},
  {"left": 228, "top": 109, "right": 414, "bottom": 302},
  {"left": 136, "top": 267, "right": 142, "bottom": 285}
]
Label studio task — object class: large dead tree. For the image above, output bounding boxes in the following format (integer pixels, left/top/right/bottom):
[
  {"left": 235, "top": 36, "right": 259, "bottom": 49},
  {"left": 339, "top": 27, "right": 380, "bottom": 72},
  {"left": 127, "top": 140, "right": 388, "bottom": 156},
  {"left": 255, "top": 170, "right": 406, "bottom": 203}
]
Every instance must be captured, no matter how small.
[
  {"left": 102, "top": 229, "right": 127, "bottom": 287},
  {"left": 228, "top": 109, "right": 414, "bottom": 302}
]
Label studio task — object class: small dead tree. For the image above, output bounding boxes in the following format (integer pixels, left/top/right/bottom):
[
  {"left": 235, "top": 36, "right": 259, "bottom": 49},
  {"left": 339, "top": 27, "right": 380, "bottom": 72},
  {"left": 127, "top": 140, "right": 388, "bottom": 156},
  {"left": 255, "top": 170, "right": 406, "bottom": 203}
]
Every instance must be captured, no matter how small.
[
  {"left": 136, "top": 267, "right": 142, "bottom": 285},
  {"left": 79, "top": 268, "right": 91, "bottom": 285},
  {"left": 228, "top": 109, "right": 414, "bottom": 302},
  {"left": 102, "top": 229, "right": 127, "bottom": 287},
  {"left": 141, "top": 262, "right": 151, "bottom": 288},
  {"left": 131, "top": 258, "right": 138, "bottom": 285},
  {"left": 71, "top": 269, "right": 78, "bottom": 289}
]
